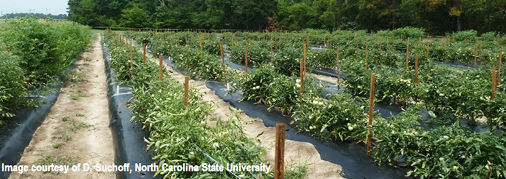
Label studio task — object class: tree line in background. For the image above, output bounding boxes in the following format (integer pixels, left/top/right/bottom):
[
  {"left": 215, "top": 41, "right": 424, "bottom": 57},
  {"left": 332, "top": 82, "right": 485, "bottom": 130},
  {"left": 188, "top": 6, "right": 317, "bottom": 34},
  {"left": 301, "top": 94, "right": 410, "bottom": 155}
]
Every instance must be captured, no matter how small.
[
  {"left": 2, "top": 13, "right": 68, "bottom": 20},
  {"left": 67, "top": 0, "right": 506, "bottom": 35}
]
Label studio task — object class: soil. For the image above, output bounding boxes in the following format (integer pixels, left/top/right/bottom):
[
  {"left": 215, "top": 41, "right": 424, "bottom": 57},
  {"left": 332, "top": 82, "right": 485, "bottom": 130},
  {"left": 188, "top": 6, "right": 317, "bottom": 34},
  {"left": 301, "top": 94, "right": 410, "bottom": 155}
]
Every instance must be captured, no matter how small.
[
  {"left": 311, "top": 73, "right": 342, "bottom": 84},
  {"left": 9, "top": 34, "right": 115, "bottom": 179},
  {"left": 141, "top": 47, "right": 344, "bottom": 178}
]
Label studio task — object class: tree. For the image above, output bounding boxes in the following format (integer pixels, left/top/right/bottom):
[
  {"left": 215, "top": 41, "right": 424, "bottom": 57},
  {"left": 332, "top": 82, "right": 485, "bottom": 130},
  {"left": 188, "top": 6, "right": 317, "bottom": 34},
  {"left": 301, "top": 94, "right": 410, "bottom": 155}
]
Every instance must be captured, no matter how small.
[{"left": 120, "top": 4, "right": 151, "bottom": 28}]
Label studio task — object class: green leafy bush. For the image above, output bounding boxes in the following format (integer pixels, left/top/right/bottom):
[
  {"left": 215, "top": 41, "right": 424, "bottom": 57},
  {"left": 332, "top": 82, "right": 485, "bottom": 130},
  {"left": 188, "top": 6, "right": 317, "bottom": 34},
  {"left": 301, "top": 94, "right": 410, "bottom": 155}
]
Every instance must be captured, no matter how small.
[
  {"left": 294, "top": 92, "right": 368, "bottom": 141},
  {"left": 393, "top": 27, "right": 425, "bottom": 38},
  {"left": 451, "top": 30, "right": 478, "bottom": 41},
  {"left": 306, "top": 49, "right": 337, "bottom": 69},
  {"left": 230, "top": 41, "right": 270, "bottom": 65},
  {"left": 480, "top": 32, "right": 497, "bottom": 41},
  {"left": 271, "top": 47, "right": 302, "bottom": 76},
  {"left": 2, "top": 17, "right": 90, "bottom": 87},
  {"left": 0, "top": 52, "right": 26, "bottom": 119}
]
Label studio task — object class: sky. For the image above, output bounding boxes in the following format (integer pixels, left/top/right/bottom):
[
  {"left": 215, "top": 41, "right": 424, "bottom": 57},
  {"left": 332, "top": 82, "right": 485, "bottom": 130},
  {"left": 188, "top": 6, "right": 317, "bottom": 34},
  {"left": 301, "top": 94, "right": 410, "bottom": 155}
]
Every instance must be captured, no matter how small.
[{"left": 0, "top": 0, "right": 69, "bottom": 15}]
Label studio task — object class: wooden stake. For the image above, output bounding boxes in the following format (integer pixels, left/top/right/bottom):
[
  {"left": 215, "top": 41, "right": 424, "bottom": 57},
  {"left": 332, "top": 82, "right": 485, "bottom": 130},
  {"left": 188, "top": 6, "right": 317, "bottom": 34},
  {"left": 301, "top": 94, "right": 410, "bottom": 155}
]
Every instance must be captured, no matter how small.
[
  {"left": 184, "top": 76, "right": 190, "bottom": 106},
  {"left": 406, "top": 38, "right": 410, "bottom": 70},
  {"left": 415, "top": 55, "right": 419, "bottom": 85},
  {"left": 367, "top": 73, "right": 376, "bottom": 157},
  {"left": 143, "top": 43, "right": 146, "bottom": 65},
  {"left": 492, "top": 66, "right": 497, "bottom": 99},
  {"left": 200, "top": 34, "right": 203, "bottom": 51},
  {"left": 6, "top": 44, "right": 10, "bottom": 52},
  {"left": 274, "top": 123, "right": 286, "bottom": 179},
  {"left": 337, "top": 46, "right": 340, "bottom": 90},
  {"left": 231, "top": 34, "right": 234, "bottom": 47},
  {"left": 245, "top": 45, "right": 248, "bottom": 73},
  {"left": 474, "top": 47, "right": 478, "bottom": 69},
  {"left": 159, "top": 55, "right": 163, "bottom": 81}
]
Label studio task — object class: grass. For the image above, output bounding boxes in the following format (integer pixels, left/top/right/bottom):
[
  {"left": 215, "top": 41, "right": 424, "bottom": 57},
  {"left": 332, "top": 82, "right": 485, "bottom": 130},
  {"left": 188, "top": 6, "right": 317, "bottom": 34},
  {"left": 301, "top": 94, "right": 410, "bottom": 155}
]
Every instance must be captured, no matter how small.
[
  {"left": 52, "top": 132, "right": 72, "bottom": 142},
  {"left": 284, "top": 161, "right": 310, "bottom": 179},
  {"left": 75, "top": 113, "right": 85, "bottom": 117},
  {"left": 52, "top": 143, "right": 61, "bottom": 149},
  {"left": 77, "top": 90, "right": 88, "bottom": 97},
  {"left": 70, "top": 94, "right": 78, "bottom": 100},
  {"left": 68, "top": 71, "right": 86, "bottom": 83},
  {"left": 62, "top": 116, "right": 70, "bottom": 122},
  {"left": 69, "top": 121, "right": 93, "bottom": 131}
]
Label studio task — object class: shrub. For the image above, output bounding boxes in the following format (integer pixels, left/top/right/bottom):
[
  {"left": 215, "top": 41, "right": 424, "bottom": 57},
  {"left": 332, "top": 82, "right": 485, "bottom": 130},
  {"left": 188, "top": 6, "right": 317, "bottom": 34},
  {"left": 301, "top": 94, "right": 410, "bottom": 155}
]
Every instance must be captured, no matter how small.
[
  {"left": 229, "top": 41, "right": 270, "bottom": 65},
  {"left": 450, "top": 30, "right": 477, "bottom": 41},
  {"left": 0, "top": 52, "right": 26, "bottom": 119},
  {"left": 271, "top": 47, "right": 302, "bottom": 76},
  {"left": 393, "top": 26, "right": 426, "bottom": 38}
]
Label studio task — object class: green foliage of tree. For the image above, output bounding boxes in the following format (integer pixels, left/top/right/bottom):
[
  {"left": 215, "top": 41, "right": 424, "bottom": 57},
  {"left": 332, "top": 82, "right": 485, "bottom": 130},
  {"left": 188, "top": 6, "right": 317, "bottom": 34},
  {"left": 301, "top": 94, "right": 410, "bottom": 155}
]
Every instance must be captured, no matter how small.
[
  {"left": 119, "top": 4, "right": 151, "bottom": 28},
  {"left": 67, "top": 0, "right": 506, "bottom": 34}
]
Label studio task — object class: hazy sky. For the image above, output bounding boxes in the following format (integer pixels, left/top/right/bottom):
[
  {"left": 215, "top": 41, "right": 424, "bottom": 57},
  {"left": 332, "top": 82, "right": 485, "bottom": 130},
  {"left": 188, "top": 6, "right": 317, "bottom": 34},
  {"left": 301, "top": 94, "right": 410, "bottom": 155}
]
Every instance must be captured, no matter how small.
[{"left": 0, "top": 0, "right": 69, "bottom": 15}]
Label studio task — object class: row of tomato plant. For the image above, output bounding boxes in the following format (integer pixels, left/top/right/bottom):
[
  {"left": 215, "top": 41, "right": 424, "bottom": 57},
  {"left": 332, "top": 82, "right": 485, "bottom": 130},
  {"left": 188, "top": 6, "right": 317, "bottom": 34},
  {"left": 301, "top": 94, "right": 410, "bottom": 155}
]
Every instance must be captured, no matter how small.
[
  {"left": 104, "top": 32, "right": 277, "bottom": 178},
  {"left": 0, "top": 17, "right": 91, "bottom": 121},
  {"left": 126, "top": 30, "right": 506, "bottom": 178}
]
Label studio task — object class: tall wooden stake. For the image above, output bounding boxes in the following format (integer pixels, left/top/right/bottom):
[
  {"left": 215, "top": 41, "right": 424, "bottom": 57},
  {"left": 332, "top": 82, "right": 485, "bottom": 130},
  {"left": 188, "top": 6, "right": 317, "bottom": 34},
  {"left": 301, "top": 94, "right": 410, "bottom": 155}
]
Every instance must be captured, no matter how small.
[
  {"left": 143, "top": 43, "right": 146, "bottom": 65},
  {"left": 274, "top": 123, "right": 286, "bottom": 179},
  {"left": 367, "top": 73, "right": 376, "bottom": 157},
  {"left": 184, "top": 76, "right": 189, "bottom": 106}
]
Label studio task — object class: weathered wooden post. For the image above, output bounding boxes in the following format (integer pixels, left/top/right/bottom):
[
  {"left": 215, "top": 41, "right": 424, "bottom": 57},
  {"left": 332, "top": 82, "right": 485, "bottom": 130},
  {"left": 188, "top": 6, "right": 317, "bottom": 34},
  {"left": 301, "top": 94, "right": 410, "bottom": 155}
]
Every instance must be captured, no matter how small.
[
  {"left": 366, "top": 73, "right": 376, "bottom": 157},
  {"left": 274, "top": 123, "right": 286, "bottom": 179},
  {"left": 184, "top": 76, "right": 189, "bottom": 106}
]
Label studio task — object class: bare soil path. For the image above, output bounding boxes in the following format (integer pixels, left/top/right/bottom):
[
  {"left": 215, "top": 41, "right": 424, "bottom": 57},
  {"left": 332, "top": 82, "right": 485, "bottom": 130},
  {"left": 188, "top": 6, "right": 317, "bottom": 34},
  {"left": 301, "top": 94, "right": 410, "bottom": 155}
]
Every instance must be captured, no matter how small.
[{"left": 10, "top": 34, "right": 114, "bottom": 179}]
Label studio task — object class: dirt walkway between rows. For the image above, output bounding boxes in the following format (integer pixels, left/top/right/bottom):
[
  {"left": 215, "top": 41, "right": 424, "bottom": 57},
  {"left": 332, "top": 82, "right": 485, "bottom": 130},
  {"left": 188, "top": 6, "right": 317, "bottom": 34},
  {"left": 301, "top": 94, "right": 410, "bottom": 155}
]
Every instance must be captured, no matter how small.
[
  {"left": 10, "top": 34, "right": 114, "bottom": 179},
  {"left": 140, "top": 46, "right": 344, "bottom": 179}
]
